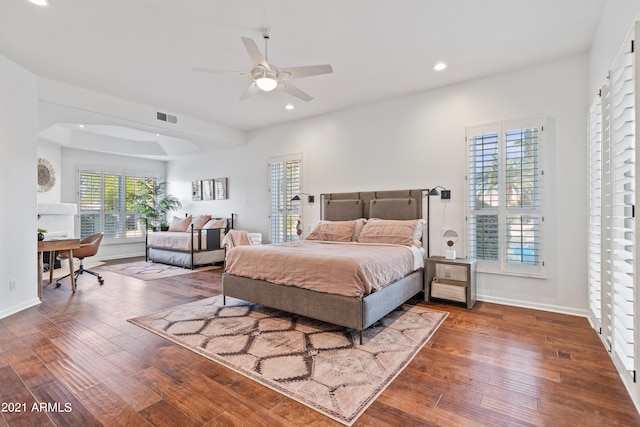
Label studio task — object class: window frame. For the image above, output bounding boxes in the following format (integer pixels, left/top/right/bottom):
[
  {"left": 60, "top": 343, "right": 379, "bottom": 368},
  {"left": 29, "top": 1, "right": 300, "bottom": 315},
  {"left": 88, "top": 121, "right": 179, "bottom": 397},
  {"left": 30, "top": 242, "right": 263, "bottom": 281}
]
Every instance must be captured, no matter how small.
[
  {"left": 465, "top": 117, "right": 546, "bottom": 278},
  {"left": 268, "top": 154, "right": 302, "bottom": 244},
  {"left": 77, "top": 166, "right": 162, "bottom": 242}
]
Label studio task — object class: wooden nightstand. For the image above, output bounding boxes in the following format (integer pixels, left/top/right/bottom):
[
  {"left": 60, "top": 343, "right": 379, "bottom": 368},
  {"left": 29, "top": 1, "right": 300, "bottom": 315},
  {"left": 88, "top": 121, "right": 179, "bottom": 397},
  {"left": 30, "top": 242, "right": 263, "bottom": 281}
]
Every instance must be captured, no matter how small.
[{"left": 425, "top": 256, "right": 477, "bottom": 309}]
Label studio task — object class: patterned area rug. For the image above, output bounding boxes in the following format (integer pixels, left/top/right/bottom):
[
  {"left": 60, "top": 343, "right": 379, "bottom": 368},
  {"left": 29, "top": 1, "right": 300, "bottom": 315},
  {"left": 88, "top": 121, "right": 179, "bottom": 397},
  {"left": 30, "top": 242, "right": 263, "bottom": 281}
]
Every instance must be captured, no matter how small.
[
  {"left": 100, "top": 261, "right": 220, "bottom": 281},
  {"left": 129, "top": 296, "right": 448, "bottom": 425}
]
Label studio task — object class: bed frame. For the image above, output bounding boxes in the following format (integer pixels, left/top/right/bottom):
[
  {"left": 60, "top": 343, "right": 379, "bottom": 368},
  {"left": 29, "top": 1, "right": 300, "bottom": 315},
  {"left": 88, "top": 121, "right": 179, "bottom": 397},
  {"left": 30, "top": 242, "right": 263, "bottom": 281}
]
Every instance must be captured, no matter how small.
[
  {"left": 146, "top": 216, "right": 233, "bottom": 269},
  {"left": 222, "top": 189, "right": 426, "bottom": 343}
]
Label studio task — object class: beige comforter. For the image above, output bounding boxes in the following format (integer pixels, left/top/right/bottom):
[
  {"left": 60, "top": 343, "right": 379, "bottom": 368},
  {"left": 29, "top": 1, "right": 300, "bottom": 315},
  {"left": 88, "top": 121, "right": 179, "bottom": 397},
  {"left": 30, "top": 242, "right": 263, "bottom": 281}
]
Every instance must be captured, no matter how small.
[{"left": 225, "top": 240, "right": 423, "bottom": 298}]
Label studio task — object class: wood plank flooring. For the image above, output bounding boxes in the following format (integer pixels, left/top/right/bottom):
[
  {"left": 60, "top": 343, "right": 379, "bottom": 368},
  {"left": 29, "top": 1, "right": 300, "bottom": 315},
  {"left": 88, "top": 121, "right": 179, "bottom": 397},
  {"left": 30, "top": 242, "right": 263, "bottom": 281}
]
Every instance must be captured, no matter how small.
[{"left": 1, "top": 258, "right": 638, "bottom": 426}]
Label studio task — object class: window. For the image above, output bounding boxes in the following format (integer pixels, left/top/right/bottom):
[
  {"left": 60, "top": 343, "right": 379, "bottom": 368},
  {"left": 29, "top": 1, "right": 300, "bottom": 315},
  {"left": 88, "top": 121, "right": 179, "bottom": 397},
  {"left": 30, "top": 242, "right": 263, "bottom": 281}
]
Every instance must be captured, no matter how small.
[
  {"left": 466, "top": 117, "right": 545, "bottom": 277},
  {"left": 268, "top": 154, "right": 302, "bottom": 243},
  {"left": 78, "top": 167, "right": 161, "bottom": 240}
]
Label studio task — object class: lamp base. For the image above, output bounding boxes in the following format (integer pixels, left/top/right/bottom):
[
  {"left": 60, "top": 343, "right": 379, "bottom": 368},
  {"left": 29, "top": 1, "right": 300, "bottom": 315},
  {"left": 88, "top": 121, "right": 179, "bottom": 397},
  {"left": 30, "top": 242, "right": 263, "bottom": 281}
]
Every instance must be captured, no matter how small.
[{"left": 445, "top": 250, "right": 456, "bottom": 260}]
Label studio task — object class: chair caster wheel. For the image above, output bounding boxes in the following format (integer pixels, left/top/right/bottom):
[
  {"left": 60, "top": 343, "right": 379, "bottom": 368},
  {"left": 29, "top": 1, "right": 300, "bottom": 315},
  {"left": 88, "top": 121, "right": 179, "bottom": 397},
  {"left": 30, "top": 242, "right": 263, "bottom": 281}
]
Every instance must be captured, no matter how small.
[{"left": 55, "top": 282, "right": 61, "bottom": 288}]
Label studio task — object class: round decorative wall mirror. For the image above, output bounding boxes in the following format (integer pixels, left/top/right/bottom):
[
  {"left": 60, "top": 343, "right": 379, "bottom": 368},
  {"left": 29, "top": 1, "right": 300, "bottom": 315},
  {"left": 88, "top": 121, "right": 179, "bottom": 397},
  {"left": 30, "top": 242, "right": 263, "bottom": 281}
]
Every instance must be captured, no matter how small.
[{"left": 37, "top": 157, "right": 56, "bottom": 192}]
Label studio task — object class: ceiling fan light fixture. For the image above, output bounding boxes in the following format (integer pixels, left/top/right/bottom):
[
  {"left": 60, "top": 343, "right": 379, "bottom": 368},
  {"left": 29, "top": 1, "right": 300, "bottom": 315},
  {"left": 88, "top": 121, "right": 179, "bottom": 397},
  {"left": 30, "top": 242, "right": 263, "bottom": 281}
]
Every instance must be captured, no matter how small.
[{"left": 256, "top": 77, "right": 278, "bottom": 91}]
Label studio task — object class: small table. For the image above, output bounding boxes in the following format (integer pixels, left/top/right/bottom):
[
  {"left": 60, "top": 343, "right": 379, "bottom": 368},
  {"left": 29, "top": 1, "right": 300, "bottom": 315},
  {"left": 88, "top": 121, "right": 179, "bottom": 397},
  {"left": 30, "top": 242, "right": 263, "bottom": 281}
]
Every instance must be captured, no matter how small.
[
  {"left": 37, "top": 238, "right": 80, "bottom": 298},
  {"left": 425, "top": 256, "right": 477, "bottom": 309}
]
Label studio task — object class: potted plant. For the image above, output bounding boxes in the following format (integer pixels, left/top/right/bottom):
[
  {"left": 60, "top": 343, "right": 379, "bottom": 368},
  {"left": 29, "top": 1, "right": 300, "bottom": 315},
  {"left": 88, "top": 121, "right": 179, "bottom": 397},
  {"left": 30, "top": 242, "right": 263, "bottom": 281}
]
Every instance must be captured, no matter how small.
[
  {"left": 132, "top": 181, "right": 182, "bottom": 231},
  {"left": 38, "top": 228, "right": 47, "bottom": 241}
]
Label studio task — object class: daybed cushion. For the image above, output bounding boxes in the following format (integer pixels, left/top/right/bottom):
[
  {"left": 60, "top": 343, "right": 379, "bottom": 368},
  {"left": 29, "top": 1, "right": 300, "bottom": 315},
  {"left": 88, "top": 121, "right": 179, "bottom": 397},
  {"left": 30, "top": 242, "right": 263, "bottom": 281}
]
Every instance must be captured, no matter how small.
[
  {"left": 168, "top": 215, "right": 192, "bottom": 232},
  {"left": 147, "top": 229, "right": 225, "bottom": 251},
  {"left": 357, "top": 218, "right": 425, "bottom": 247}
]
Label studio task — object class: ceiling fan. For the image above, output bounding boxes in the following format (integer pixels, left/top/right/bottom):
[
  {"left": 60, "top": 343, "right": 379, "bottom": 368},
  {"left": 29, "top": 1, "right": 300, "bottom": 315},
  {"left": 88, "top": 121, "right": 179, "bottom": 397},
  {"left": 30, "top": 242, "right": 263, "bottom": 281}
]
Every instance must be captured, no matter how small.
[{"left": 193, "top": 28, "right": 333, "bottom": 102}]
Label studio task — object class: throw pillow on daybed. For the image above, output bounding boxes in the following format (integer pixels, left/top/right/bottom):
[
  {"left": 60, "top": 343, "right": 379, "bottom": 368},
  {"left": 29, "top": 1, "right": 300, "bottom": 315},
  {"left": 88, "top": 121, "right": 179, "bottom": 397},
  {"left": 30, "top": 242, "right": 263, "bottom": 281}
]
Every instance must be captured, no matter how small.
[
  {"left": 168, "top": 215, "right": 192, "bottom": 232},
  {"left": 191, "top": 214, "right": 212, "bottom": 229}
]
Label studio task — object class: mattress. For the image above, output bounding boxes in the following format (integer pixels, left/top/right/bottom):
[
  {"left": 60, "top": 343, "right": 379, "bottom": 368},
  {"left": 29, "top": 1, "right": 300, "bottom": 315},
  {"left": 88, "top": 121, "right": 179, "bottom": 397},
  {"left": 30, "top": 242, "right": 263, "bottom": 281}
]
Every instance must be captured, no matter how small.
[
  {"left": 146, "top": 229, "right": 224, "bottom": 251},
  {"left": 224, "top": 240, "right": 424, "bottom": 298}
]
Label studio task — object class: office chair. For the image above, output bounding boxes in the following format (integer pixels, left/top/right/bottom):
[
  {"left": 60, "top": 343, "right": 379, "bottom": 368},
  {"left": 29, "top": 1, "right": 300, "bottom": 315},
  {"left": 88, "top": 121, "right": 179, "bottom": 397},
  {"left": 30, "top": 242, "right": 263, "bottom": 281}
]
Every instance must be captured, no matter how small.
[{"left": 56, "top": 233, "right": 104, "bottom": 288}]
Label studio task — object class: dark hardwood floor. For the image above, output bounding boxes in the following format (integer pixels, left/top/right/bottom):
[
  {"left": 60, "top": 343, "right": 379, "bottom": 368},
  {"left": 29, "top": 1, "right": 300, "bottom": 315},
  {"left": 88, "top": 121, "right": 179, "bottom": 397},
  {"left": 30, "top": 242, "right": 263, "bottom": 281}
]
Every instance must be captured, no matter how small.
[{"left": 1, "top": 258, "right": 638, "bottom": 426}]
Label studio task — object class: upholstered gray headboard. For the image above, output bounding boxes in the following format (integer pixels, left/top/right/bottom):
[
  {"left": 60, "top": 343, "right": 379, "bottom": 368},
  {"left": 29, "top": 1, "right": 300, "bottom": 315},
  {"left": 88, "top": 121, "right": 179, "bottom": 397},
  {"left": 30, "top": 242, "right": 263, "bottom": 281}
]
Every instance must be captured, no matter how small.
[{"left": 321, "top": 189, "right": 425, "bottom": 221}]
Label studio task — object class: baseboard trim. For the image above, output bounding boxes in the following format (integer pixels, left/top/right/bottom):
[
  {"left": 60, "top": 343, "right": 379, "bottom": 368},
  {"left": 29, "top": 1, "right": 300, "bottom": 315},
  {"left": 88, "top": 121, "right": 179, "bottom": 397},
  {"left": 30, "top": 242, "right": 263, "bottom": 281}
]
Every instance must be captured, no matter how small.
[
  {"left": 477, "top": 294, "right": 589, "bottom": 318},
  {"left": 0, "top": 298, "right": 41, "bottom": 320}
]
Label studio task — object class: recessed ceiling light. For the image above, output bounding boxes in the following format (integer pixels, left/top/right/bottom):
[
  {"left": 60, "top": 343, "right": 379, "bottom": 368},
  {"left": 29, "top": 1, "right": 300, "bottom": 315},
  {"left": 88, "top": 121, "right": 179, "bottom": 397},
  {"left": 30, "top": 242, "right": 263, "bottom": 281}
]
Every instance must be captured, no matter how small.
[
  {"left": 78, "top": 124, "right": 84, "bottom": 128},
  {"left": 29, "top": 0, "right": 48, "bottom": 6},
  {"left": 285, "top": 104, "right": 295, "bottom": 110},
  {"left": 434, "top": 62, "right": 447, "bottom": 71}
]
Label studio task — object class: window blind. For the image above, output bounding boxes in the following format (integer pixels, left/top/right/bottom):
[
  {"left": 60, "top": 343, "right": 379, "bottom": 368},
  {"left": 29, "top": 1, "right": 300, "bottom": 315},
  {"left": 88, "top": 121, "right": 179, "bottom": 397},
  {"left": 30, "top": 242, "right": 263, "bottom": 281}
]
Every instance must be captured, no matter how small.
[
  {"left": 79, "top": 171, "right": 102, "bottom": 238},
  {"left": 78, "top": 168, "right": 159, "bottom": 240},
  {"left": 601, "top": 82, "right": 614, "bottom": 351},
  {"left": 466, "top": 118, "right": 545, "bottom": 277},
  {"left": 104, "top": 173, "right": 123, "bottom": 239},
  {"left": 609, "top": 42, "right": 635, "bottom": 375},
  {"left": 504, "top": 127, "right": 541, "bottom": 267},
  {"left": 467, "top": 131, "right": 499, "bottom": 262},
  {"left": 588, "top": 96, "right": 603, "bottom": 331},
  {"left": 269, "top": 155, "right": 302, "bottom": 243}
]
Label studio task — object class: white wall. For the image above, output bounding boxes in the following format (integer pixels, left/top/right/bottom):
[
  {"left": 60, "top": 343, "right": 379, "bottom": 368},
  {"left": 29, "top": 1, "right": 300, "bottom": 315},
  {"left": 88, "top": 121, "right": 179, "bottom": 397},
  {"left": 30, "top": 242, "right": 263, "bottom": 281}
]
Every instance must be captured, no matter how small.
[
  {"left": 0, "top": 54, "right": 39, "bottom": 319},
  {"left": 36, "top": 140, "right": 62, "bottom": 204},
  {"left": 168, "top": 53, "right": 588, "bottom": 315},
  {"left": 60, "top": 147, "right": 166, "bottom": 259}
]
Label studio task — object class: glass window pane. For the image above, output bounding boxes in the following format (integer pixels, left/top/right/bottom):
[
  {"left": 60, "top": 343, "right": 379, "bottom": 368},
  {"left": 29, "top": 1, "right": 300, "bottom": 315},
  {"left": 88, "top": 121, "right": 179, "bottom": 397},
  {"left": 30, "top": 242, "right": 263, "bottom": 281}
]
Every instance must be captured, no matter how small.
[{"left": 468, "top": 215, "right": 499, "bottom": 261}]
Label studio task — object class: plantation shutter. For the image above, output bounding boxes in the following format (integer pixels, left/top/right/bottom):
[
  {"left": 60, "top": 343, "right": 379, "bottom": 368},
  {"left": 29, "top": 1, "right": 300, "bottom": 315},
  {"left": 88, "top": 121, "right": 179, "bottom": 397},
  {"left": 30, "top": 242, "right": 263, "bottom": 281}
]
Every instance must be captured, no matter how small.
[
  {"left": 467, "top": 129, "right": 500, "bottom": 262},
  {"left": 601, "top": 82, "right": 614, "bottom": 351},
  {"left": 104, "top": 173, "right": 123, "bottom": 238},
  {"left": 466, "top": 118, "right": 545, "bottom": 277},
  {"left": 503, "top": 122, "right": 544, "bottom": 276},
  {"left": 78, "top": 168, "right": 159, "bottom": 240},
  {"left": 125, "top": 176, "right": 144, "bottom": 238},
  {"left": 609, "top": 37, "right": 636, "bottom": 377},
  {"left": 269, "top": 154, "right": 302, "bottom": 243},
  {"left": 588, "top": 95, "right": 603, "bottom": 333},
  {"left": 79, "top": 171, "right": 102, "bottom": 238}
]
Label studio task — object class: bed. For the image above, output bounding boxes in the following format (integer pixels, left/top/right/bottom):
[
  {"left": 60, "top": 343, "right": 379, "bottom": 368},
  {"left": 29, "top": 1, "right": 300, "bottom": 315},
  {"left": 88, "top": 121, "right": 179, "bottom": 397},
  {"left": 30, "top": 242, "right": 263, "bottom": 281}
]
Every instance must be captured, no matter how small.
[
  {"left": 222, "top": 189, "right": 426, "bottom": 343},
  {"left": 146, "top": 214, "right": 233, "bottom": 269}
]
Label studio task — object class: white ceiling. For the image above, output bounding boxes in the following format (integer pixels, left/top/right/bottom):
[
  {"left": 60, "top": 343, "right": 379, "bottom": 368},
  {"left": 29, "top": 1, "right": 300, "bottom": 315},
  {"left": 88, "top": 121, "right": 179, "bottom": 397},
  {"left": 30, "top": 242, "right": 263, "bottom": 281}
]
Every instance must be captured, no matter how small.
[{"left": 0, "top": 0, "right": 604, "bottom": 158}]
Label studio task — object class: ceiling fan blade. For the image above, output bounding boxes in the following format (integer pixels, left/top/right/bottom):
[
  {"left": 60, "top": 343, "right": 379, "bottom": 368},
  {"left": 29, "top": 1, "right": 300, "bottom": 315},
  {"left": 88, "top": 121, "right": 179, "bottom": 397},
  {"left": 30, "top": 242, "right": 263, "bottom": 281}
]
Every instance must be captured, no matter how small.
[
  {"left": 279, "top": 64, "right": 333, "bottom": 80},
  {"left": 239, "top": 82, "right": 259, "bottom": 100},
  {"left": 241, "top": 37, "right": 270, "bottom": 71},
  {"left": 280, "top": 82, "right": 313, "bottom": 102},
  {"left": 192, "top": 67, "right": 250, "bottom": 77}
]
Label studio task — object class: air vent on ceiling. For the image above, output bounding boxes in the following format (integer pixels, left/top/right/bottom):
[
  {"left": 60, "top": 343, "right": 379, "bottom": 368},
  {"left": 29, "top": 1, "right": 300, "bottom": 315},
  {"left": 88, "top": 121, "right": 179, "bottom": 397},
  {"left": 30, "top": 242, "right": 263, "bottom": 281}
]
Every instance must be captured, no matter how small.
[{"left": 156, "top": 111, "right": 178, "bottom": 124}]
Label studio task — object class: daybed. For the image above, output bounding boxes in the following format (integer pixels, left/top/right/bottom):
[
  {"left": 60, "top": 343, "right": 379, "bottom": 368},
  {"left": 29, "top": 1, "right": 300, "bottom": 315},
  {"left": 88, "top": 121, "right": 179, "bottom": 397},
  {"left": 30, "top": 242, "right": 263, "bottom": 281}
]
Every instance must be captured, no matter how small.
[
  {"left": 146, "top": 214, "right": 233, "bottom": 269},
  {"left": 222, "top": 189, "right": 426, "bottom": 343}
]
